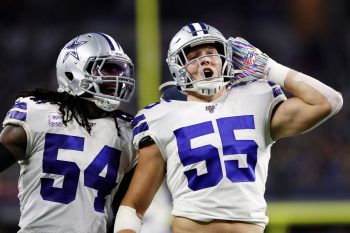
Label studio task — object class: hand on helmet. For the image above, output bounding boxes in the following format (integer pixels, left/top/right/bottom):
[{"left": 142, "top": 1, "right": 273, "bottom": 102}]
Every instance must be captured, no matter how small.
[{"left": 228, "top": 37, "right": 269, "bottom": 80}]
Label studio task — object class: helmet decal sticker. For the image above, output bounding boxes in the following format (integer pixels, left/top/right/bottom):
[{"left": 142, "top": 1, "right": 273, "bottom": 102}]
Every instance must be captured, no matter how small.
[{"left": 62, "top": 36, "right": 87, "bottom": 63}]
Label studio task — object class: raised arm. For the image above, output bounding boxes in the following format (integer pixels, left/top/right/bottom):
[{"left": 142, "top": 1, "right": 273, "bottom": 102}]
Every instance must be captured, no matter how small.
[
  {"left": 269, "top": 68, "right": 342, "bottom": 140},
  {"left": 229, "top": 37, "right": 343, "bottom": 140},
  {"left": 114, "top": 143, "right": 166, "bottom": 233}
]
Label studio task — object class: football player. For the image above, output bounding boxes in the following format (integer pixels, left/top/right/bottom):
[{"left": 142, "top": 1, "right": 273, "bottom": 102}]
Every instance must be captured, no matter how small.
[
  {"left": 114, "top": 23, "right": 343, "bottom": 233},
  {"left": 0, "top": 33, "right": 137, "bottom": 233}
]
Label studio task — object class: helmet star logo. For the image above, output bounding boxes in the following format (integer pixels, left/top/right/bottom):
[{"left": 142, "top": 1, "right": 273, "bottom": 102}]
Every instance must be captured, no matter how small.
[{"left": 62, "top": 37, "right": 87, "bottom": 63}]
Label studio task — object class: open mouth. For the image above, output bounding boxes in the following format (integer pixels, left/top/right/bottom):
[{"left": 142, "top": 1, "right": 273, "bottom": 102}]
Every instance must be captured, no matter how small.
[
  {"left": 203, "top": 68, "right": 213, "bottom": 79},
  {"left": 100, "top": 83, "right": 116, "bottom": 96},
  {"left": 101, "top": 89, "right": 116, "bottom": 96}
]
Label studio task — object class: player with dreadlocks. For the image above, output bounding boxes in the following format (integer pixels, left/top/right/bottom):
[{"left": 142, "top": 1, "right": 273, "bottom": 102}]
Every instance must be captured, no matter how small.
[
  {"left": 15, "top": 88, "right": 127, "bottom": 135},
  {"left": 0, "top": 33, "right": 137, "bottom": 233}
]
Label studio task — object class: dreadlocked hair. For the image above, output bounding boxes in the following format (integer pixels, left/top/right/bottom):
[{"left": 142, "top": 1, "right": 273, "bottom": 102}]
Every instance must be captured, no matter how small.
[
  {"left": 17, "top": 88, "right": 96, "bottom": 134},
  {"left": 112, "top": 111, "right": 122, "bottom": 137}
]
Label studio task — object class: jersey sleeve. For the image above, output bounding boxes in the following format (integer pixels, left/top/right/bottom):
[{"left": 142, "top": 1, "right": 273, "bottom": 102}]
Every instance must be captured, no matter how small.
[
  {"left": 130, "top": 102, "right": 166, "bottom": 150},
  {"left": 265, "top": 81, "right": 287, "bottom": 143},
  {"left": 3, "top": 98, "right": 35, "bottom": 158},
  {"left": 2, "top": 97, "right": 50, "bottom": 159},
  {"left": 131, "top": 110, "right": 152, "bottom": 150},
  {"left": 3, "top": 98, "right": 29, "bottom": 127},
  {"left": 267, "top": 81, "right": 287, "bottom": 117}
]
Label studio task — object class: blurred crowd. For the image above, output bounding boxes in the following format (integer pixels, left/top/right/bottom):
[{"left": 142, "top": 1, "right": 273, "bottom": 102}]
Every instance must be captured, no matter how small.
[{"left": 0, "top": 0, "right": 349, "bottom": 232}]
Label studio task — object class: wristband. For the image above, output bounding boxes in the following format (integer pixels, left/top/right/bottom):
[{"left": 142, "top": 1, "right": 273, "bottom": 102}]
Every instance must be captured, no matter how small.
[
  {"left": 114, "top": 206, "right": 142, "bottom": 233},
  {"left": 265, "top": 59, "right": 291, "bottom": 87}
]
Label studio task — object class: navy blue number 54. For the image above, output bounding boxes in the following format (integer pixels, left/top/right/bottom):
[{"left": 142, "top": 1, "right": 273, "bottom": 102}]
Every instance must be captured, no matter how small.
[
  {"left": 40, "top": 133, "right": 120, "bottom": 213},
  {"left": 174, "top": 115, "right": 258, "bottom": 191}
]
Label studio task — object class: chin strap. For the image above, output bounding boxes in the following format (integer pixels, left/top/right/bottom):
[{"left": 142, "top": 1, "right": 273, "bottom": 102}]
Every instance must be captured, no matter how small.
[
  {"left": 93, "top": 96, "right": 120, "bottom": 112},
  {"left": 193, "top": 78, "right": 227, "bottom": 96},
  {"left": 80, "top": 96, "right": 120, "bottom": 112}
]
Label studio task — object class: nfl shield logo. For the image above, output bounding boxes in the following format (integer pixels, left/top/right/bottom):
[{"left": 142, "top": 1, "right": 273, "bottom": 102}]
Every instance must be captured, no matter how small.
[
  {"left": 205, "top": 105, "right": 216, "bottom": 113},
  {"left": 244, "top": 50, "right": 256, "bottom": 66}
]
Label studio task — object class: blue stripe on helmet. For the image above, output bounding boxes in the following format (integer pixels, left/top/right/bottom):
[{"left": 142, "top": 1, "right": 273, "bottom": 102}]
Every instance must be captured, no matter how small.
[
  {"left": 187, "top": 24, "right": 198, "bottom": 36},
  {"left": 97, "top": 32, "right": 115, "bottom": 51},
  {"left": 199, "top": 23, "right": 208, "bottom": 34}
]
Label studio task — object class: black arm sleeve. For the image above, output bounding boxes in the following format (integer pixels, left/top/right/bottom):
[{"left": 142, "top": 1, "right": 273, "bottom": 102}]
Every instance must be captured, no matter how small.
[
  {"left": 107, "top": 166, "right": 136, "bottom": 233},
  {"left": 0, "top": 142, "right": 16, "bottom": 172},
  {"left": 138, "top": 136, "right": 155, "bottom": 149},
  {"left": 112, "top": 166, "right": 136, "bottom": 211}
]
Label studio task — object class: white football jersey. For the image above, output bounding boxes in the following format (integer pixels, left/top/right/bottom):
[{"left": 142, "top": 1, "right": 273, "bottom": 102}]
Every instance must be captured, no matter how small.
[
  {"left": 3, "top": 97, "right": 137, "bottom": 233},
  {"left": 132, "top": 80, "right": 286, "bottom": 227}
]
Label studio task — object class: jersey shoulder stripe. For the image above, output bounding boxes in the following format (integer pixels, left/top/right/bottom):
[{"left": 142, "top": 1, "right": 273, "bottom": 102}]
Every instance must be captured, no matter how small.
[
  {"left": 5, "top": 110, "right": 27, "bottom": 122},
  {"left": 14, "top": 100, "right": 28, "bottom": 110},
  {"left": 131, "top": 113, "right": 150, "bottom": 140},
  {"left": 266, "top": 81, "right": 285, "bottom": 98},
  {"left": 131, "top": 114, "right": 146, "bottom": 127},
  {"left": 133, "top": 122, "right": 149, "bottom": 139},
  {"left": 4, "top": 99, "right": 28, "bottom": 123}
]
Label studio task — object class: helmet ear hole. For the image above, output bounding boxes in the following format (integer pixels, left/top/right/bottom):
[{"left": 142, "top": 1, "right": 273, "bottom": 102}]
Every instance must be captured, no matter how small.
[{"left": 65, "top": 72, "right": 74, "bottom": 81}]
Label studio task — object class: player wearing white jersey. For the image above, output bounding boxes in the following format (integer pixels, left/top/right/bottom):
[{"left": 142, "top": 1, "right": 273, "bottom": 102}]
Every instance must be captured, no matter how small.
[
  {"left": 0, "top": 33, "right": 137, "bottom": 233},
  {"left": 114, "top": 23, "right": 343, "bottom": 233},
  {"left": 133, "top": 80, "right": 285, "bottom": 227}
]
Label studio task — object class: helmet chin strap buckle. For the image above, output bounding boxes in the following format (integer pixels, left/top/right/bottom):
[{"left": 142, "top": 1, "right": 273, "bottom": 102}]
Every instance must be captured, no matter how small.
[
  {"left": 193, "top": 78, "right": 226, "bottom": 96},
  {"left": 81, "top": 95, "right": 120, "bottom": 112},
  {"left": 93, "top": 96, "right": 120, "bottom": 112}
]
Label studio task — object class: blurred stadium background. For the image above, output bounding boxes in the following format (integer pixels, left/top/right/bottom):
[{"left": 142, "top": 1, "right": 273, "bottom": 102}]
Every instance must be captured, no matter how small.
[{"left": 0, "top": 0, "right": 349, "bottom": 232}]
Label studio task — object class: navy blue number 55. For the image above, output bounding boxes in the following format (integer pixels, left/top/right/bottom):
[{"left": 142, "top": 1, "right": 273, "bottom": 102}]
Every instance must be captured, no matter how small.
[
  {"left": 40, "top": 133, "right": 120, "bottom": 213},
  {"left": 174, "top": 115, "right": 258, "bottom": 191}
]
